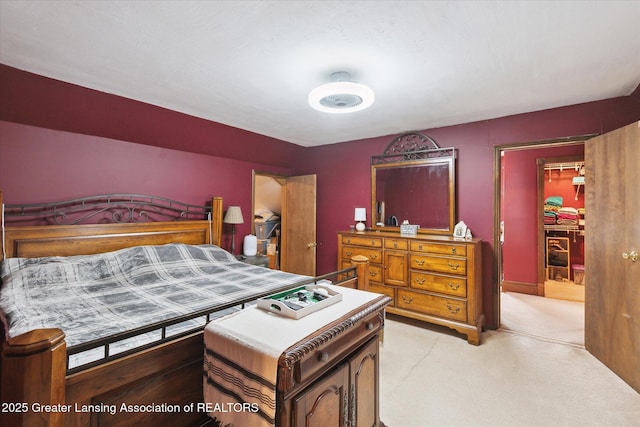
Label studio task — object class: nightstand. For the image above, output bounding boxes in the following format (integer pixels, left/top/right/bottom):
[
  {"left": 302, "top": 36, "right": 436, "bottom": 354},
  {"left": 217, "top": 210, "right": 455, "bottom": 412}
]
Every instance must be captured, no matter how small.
[{"left": 236, "top": 254, "right": 270, "bottom": 268}]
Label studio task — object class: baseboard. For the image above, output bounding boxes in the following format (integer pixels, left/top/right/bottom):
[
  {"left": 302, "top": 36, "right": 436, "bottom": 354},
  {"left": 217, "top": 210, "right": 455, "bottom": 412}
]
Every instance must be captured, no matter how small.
[{"left": 501, "top": 280, "right": 539, "bottom": 295}]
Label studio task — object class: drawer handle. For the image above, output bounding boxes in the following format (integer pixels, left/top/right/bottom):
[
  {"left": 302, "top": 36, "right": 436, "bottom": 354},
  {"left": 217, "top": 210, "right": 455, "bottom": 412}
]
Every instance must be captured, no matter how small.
[
  {"left": 370, "top": 271, "right": 378, "bottom": 277},
  {"left": 415, "top": 277, "right": 425, "bottom": 285},
  {"left": 418, "top": 244, "right": 424, "bottom": 250},
  {"left": 371, "top": 240, "right": 376, "bottom": 245},
  {"left": 448, "top": 262, "right": 460, "bottom": 270},
  {"left": 393, "top": 241, "right": 398, "bottom": 248},
  {"left": 345, "top": 238, "right": 351, "bottom": 244},
  {"left": 366, "top": 322, "right": 374, "bottom": 331},
  {"left": 415, "top": 259, "right": 425, "bottom": 266},
  {"left": 401, "top": 295, "right": 413, "bottom": 304},
  {"left": 452, "top": 247, "right": 457, "bottom": 254},
  {"left": 448, "top": 283, "right": 460, "bottom": 290},
  {"left": 369, "top": 254, "right": 378, "bottom": 260},
  {"left": 447, "top": 304, "right": 460, "bottom": 314},
  {"left": 318, "top": 352, "right": 330, "bottom": 363},
  {"left": 345, "top": 251, "right": 353, "bottom": 257}
]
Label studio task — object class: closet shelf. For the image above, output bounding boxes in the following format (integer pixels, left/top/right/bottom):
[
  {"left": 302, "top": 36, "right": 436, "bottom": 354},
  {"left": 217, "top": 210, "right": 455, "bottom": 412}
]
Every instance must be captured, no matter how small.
[{"left": 544, "top": 225, "right": 580, "bottom": 233}]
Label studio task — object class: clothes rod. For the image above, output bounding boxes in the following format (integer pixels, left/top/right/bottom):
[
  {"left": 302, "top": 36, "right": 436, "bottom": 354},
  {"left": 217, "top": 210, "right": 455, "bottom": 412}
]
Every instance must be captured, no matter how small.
[{"left": 544, "top": 161, "right": 584, "bottom": 171}]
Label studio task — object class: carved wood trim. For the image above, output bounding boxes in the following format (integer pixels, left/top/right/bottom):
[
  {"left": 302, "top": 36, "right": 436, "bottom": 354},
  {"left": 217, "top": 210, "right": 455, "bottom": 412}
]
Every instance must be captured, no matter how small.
[
  {"left": 278, "top": 296, "right": 391, "bottom": 368},
  {"left": 371, "top": 132, "right": 455, "bottom": 163},
  {"left": 3, "top": 194, "right": 213, "bottom": 225}
]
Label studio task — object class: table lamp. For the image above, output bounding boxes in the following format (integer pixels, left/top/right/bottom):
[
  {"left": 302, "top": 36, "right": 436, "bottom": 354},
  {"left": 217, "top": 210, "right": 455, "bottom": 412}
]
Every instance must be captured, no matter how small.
[
  {"left": 223, "top": 206, "right": 244, "bottom": 254},
  {"left": 354, "top": 208, "right": 366, "bottom": 232}
]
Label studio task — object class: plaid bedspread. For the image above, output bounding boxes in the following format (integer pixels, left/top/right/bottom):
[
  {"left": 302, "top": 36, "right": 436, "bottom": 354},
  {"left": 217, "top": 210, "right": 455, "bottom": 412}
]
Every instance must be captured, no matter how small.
[{"left": 0, "top": 244, "right": 310, "bottom": 367}]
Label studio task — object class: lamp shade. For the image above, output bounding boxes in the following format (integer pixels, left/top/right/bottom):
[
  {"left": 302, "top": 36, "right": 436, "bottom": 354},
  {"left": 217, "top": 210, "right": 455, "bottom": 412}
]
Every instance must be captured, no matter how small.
[
  {"left": 354, "top": 208, "right": 366, "bottom": 221},
  {"left": 223, "top": 206, "right": 244, "bottom": 224}
]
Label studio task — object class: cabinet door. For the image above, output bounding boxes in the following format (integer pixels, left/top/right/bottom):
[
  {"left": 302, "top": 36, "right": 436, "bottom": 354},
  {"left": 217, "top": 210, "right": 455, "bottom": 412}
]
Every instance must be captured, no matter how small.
[
  {"left": 293, "top": 364, "right": 349, "bottom": 427},
  {"left": 384, "top": 251, "right": 408, "bottom": 286},
  {"left": 349, "top": 338, "right": 379, "bottom": 427}
]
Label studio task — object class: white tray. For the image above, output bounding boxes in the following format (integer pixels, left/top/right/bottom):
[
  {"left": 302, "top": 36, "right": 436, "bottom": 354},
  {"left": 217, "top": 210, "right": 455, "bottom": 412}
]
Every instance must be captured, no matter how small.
[{"left": 257, "top": 285, "right": 342, "bottom": 319}]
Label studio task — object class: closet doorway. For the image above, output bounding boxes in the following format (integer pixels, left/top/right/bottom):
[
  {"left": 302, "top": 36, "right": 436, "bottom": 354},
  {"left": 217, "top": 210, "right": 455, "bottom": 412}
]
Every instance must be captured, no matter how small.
[
  {"left": 252, "top": 171, "right": 318, "bottom": 276},
  {"left": 253, "top": 173, "right": 285, "bottom": 269},
  {"left": 497, "top": 122, "right": 639, "bottom": 392},
  {"left": 537, "top": 155, "right": 585, "bottom": 302},
  {"left": 496, "top": 139, "right": 586, "bottom": 344}
]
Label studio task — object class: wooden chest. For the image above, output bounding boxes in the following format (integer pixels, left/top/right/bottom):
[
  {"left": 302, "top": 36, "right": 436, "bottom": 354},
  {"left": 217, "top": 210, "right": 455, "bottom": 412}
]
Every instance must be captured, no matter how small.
[{"left": 338, "top": 231, "right": 484, "bottom": 344}]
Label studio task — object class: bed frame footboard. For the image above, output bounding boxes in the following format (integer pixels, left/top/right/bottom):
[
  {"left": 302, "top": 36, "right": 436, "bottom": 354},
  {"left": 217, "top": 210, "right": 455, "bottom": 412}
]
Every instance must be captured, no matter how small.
[
  {"left": 1, "top": 328, "right": 67, "bottom": 426},
  {"left": 1, "top": 329, "right": 209, "bottom": 427}
]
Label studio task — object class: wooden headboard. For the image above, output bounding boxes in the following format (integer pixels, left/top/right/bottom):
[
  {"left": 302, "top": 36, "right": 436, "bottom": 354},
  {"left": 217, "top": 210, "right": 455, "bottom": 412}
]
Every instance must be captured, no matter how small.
[{"left": 1, "top": 191, "right": 223, "bottom": 261}]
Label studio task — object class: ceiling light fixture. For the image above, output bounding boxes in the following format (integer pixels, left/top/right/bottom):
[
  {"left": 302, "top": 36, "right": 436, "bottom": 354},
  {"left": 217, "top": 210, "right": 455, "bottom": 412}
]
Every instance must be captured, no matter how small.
[{"left": 308, "top": 71, "right": 374, "bottom": 114}]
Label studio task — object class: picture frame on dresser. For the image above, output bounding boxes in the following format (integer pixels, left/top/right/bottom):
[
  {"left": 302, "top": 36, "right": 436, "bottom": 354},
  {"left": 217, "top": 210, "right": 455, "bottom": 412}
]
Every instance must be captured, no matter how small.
[{"left": 453, "top": 221, "right": 468, "bottom": 238}]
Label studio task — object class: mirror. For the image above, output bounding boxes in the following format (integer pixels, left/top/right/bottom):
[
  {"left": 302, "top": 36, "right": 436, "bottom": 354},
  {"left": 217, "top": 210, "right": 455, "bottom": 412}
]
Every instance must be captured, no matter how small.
[{"left": 371, "top": 134, "right": 456, "bottom": 235}]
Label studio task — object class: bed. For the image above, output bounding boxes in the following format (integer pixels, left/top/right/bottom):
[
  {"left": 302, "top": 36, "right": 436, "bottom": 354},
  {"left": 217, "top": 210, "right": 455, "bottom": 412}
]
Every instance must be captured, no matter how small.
[{"left": 0, "top": 192, "right": 368, "bottom": 427}]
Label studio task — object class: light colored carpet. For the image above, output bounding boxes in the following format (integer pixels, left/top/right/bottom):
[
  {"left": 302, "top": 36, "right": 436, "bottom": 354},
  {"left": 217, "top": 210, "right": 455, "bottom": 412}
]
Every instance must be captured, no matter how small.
[
  {"left": 500, "top": 291, "right": 584, "bottom": 346},
  {"left": 379, "top": 315, "right": 640, "bottom": 427}
]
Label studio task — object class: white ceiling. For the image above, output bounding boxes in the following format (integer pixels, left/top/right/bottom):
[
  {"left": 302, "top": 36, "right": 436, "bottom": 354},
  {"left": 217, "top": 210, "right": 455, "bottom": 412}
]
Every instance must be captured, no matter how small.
[{"left": 1, "top": 1, "right": 639, "bottom": 147}]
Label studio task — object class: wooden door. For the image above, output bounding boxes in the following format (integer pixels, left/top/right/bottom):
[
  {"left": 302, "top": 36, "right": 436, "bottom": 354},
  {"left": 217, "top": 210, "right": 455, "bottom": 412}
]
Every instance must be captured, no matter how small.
[
  {"left": 585, "top": 121, "right": 640, "bottom": 393},
  {"left": 349, "top": 337, "right": 380, "bottom": 427},
  {"left": 292, "top": 363, "right": 349, "bottom": 427},
  {"left": 281, "top": 174, "right": 317, "bottom": 275},
  {"left": 384, "top": 251, "right": 408, "bottom": 287}
]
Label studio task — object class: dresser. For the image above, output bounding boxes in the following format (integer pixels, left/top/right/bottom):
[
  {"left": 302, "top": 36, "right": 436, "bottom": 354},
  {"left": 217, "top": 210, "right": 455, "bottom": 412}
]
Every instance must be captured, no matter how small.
[{"left": 337, "top": 230, "right": 483, "bottom": 345}]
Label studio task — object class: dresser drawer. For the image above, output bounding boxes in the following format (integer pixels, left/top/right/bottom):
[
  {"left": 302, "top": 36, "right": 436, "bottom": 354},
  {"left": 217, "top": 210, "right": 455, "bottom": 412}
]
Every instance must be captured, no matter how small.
[
  {"left": 410, "top": 271, "right": 467, "bottom": 297},
  {"left": 341, "top": 235, "right": 383, "bottom": 248},
  {"left": 368, "top": 264, "right": 383, "bottom": 282},
  {"left": 384, "top": 238, "right": 408, "bottom": 250},
  {"left": 410, "top": 255, "right": 467, "bottom": 275},
  {"left": 367, "top": 282, "right": 395, "bottom": 306},
  {"left": 397, "top": 289, "right": 467, "bottom": 322},
  {"left": 410, "top": 241, "right": 467, "bottom": 257},
  {"left": 340, "top": 260, "right": 383, "bottom": 282},
  {"left": 296, "top": 310, "right": 383, "bottom": 385},
  {"left": 342, "top": 246, "right": 383, "bottom": 263}
]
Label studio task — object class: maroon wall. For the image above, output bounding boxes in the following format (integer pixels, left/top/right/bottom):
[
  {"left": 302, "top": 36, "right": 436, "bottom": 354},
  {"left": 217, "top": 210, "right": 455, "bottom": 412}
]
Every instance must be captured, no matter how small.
[
  {"left": 0, "top": 64, "right": 301, "bottom": 251},
  {"left": 0, "top": 64, "right": 303, "bottom": 167},
  {"left": 302, "top": 89, "right": 640, "bottom": 328},
  {"left": 501, "top": 145, "right": 584, "bottom": 286},
  {"left": 2, "top": 64, "right": 639, "bottom": 329},
  {"left": 0, "top": 121, "right": 291, "bottom": 250}
]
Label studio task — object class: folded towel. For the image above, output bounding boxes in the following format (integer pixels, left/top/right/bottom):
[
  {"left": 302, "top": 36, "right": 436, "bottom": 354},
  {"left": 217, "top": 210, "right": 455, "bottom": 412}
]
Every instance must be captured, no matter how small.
[
  {"left": 545, "top": 196, "right": 563, "bottom": 207},
  {"left": 558, "top": 207, "right": 579, "bottom": 215},
  {"left": 557, "top": 213, "right": 578, "bottom": 220}
]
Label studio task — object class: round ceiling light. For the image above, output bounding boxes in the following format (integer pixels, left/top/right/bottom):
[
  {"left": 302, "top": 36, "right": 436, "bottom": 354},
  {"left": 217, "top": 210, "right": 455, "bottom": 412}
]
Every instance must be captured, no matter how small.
[{"left": 308, "top": 72, "right": 374, "bottom": 114}]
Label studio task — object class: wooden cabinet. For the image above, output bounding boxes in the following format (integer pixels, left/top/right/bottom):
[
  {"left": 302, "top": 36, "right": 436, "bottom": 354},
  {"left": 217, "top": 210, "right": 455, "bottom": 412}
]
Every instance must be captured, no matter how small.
[
  {"left": 291, "top": 337, "right": 379, "bottom": 427},
  {"left": 277, "top": 296, "right": 390, "bottom": 427},
  {"left": 338, "top": 231, "right": 483, "bottom": 345}
]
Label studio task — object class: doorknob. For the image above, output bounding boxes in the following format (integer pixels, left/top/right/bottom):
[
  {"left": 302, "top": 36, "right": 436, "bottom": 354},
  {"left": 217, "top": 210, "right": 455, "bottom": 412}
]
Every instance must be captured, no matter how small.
[
  {"left": 622, "top": 250, "right": 638, "bottom": 262},
  {"left": 307, "top": 242, "right": 318, "bottom": 248}
]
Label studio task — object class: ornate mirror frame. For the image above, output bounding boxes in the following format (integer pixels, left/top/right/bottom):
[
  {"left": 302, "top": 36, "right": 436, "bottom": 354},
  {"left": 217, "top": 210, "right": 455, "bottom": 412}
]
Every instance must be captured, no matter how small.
[{"left": 371, "top": 132, "right": 456, "bottom": 235}]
